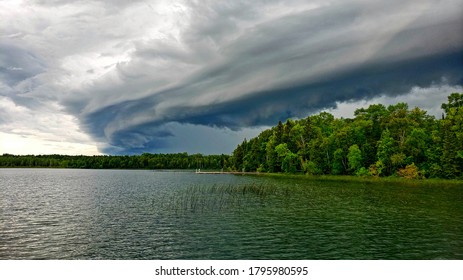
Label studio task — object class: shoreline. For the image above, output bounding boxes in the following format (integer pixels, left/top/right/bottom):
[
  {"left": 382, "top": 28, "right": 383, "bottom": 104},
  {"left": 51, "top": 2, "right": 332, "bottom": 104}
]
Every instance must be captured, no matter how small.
[
  {"left": 200, "top": 171, "right": 463, "bottom": 186},
  {"left": 1, "top": 167, "right": 463, "bottom": 185}
]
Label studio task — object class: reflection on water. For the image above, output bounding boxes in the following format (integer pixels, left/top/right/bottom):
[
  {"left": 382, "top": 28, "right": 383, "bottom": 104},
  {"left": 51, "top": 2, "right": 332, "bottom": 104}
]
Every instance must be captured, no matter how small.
[{"left": 1, "top": 169, "right": 462, "bottom": 259}]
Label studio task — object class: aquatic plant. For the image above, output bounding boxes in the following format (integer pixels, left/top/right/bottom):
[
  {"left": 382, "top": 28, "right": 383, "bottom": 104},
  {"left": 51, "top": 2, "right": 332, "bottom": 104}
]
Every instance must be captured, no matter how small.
[{"left": 167, "top": 183, "right": 284, "bottom": 214}]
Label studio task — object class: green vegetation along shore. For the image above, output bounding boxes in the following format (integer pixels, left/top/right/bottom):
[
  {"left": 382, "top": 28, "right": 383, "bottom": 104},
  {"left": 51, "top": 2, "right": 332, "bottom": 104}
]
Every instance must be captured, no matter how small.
[
  {"left": 0, "top": 153, "right": 229, "bottom": 170},
  {"left": 231, "top": 93, "right": 463, "bottom": 179},
  {"left": 1, "top": 93, "right": 462, "bottom": 180}
]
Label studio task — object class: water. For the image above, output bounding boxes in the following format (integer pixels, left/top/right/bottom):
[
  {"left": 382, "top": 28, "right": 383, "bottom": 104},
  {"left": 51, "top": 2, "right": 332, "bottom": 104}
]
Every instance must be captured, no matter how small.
[{"left": 1, "top": 169, "right": 462, "bottom": 259}]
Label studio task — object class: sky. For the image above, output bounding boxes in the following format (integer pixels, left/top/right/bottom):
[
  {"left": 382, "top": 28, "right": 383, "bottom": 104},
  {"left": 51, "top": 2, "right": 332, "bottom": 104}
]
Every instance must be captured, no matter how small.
[{"left": 1, "top": 0, "right": 462, "bottom": 155}]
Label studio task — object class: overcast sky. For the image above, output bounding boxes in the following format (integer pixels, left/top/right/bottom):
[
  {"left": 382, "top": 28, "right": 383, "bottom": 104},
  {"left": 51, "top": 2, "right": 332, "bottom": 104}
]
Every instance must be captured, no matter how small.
[{"left": 1, "top": 0, "right": 462, "bottom": 155}]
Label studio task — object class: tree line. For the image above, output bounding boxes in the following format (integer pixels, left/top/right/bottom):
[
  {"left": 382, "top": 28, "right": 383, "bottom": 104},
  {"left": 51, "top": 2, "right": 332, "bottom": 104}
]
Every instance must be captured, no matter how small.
[
  {"left": 1, "top": 93, "right": 462, "bottom": 179},
  {"left": 230, "top": 93, "right": 463, "bottom": 179},
  {"left": 0, "top": 153, "right": 230, "bottom": 170}
]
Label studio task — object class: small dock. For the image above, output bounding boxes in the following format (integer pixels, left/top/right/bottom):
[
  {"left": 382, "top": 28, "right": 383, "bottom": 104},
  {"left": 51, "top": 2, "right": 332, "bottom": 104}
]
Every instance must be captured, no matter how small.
[{"left": 195, "top": 170, "right": 261, "bottom": 175}]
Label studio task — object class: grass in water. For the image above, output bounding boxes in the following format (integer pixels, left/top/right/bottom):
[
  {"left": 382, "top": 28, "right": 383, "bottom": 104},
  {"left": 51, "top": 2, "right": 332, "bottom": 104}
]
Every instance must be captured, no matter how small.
[
  {"left": 165, "top": 176, "right": 463, "bottom": 214},
  {"left": 168, "top": 183, "right": 284, "bottom": 214}
]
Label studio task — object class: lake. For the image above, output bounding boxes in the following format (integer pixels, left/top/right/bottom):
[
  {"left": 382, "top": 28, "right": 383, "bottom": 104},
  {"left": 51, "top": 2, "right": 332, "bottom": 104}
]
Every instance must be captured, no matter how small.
[{"left": 1, "top": 168, "right": 462, "bottom": 259}]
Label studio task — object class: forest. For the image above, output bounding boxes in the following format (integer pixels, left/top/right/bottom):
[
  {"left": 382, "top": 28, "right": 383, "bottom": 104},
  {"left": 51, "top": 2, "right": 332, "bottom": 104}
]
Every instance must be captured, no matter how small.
[
  {"left": 0, "top": 153, "right": 229, "bottom": 171},
  {"left": 1, "top": 93, "right": 462, "bottom": 179},
  {"left": 231, "top": 93, "right": 463, "bottom": 179}
]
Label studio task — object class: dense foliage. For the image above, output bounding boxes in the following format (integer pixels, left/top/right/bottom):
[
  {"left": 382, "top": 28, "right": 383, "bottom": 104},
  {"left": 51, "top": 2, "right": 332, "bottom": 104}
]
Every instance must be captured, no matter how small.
[
  {"left": 231, "top": 93, "right": 463, "bottom": 179},
  {"left": 0, "top": 153, "right": 230, "bottom": 170}
]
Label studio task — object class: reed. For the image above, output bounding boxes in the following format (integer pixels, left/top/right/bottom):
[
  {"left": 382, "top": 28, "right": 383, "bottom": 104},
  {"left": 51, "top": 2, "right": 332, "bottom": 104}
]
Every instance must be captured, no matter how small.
[
  {"left": 168, "top": 183, "right": 285, "bottom": 214},
  {"left": 165, "top": 176, "right": 463, "bottom": 214}
]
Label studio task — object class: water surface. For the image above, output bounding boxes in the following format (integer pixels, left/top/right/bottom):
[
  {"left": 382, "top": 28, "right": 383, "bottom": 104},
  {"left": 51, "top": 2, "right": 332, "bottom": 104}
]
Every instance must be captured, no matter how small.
[{"left": 1, "top": 169, "right": 462, "bottom": 259}]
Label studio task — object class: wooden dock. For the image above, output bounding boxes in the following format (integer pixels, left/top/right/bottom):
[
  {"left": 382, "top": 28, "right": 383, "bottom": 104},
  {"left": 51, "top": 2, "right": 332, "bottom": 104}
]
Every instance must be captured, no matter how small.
[{"left": 195, "top": 171, "right": 261, "bottom": 175}]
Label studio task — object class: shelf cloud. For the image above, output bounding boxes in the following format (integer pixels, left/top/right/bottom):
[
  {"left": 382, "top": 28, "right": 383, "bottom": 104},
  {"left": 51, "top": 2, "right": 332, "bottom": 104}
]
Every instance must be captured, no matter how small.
[{"left": 1, "top": 0, "right": 462, "bottom": 154}]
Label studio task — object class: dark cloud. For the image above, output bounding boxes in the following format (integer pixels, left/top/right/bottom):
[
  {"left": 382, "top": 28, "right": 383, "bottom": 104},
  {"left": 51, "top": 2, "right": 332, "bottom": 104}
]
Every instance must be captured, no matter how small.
[
  {"left": 2, "top": 0, "right": 462, "bottom": 155},
  {"left": 90, "top": 50, "right": 462, "bottom": 154}
]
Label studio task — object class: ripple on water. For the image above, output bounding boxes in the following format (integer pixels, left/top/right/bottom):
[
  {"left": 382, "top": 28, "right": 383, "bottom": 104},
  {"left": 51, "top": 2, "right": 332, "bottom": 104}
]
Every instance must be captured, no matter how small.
[{"left": 1, "top": 169, "right": 462, "bottom": 259}]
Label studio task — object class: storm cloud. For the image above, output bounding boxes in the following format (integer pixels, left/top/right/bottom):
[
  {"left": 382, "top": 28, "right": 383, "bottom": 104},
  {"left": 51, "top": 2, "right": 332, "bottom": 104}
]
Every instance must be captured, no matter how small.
[{"left": 1, "top": 0, "right": 462, "bottom": 154}]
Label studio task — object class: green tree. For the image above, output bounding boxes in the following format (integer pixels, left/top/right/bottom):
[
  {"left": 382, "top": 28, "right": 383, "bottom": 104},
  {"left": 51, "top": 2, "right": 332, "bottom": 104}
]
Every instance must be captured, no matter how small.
[
  {"left": 441, "top": 93, "right": 463, "bottom": 114},
  {"left": 347, "top": 144, "right": 363, "bottom": 174},
  {"left": 404, "top": 128, "right": 428, "bottom": 164},
  {"left": 332, "top": 148, "right": 346, "bottom": 175},
  {"left": 232, "top": 141, "right": 245, "bottom": 171},
  {"left": 390, "top": 153, "right": 406, "bottom": 170},
  {"left": 440, "top": 93, "right": 463, "bottom": 178},
  {"left": 303, "top": 161, "right": 322, "bottom": 175},
  {"left": 275, "top": 143, "right": 297, "bottom": 173},
  {"left": 266, "top": 135, "right": 278, "bottom": 172},
  {"left": 376, "top": 129, "right": 395, "bottom": 176}
]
